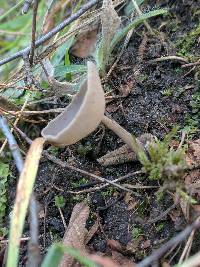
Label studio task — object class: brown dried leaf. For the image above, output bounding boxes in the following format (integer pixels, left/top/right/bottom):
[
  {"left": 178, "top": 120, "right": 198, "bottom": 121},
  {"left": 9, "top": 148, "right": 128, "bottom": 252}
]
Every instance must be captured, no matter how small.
[
  {"left": 59, "top": 202, "right": 89, "bottom": 267},
  {"left": 71, "top": 29, "right": 98, "bottom": 58},
  {"left": 107, "top": 239, "right": 123, "bottom": 252},
  {"left": 185, "top": 139, "right": 200, "bottom": 167},
  {"left": 111, "top": 251, "right": 136, "bottom": 267},
  {"left": 42, "top": 2, "right": 63, "bottom": 34},
  {"left": 118, "top": 79, "right": 135, "bottom": 97},
  {"left": 88, "top": 254, "right": 121, "bottom": 267},
  {"left": 101, "top": 0, "right": 121, "bottom": 61}
]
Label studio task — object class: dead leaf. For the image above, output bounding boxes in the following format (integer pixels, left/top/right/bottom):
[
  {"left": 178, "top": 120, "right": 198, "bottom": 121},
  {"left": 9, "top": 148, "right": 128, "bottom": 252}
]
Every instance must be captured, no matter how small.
[
  {"left": 185, "top": 139, "right": 200, "bottom": 167},
  {"left": 118, "top": 79, "right": 135, "bottom": 97},
  {"left": 107, "top": 239, "right": 123, "bottom": 252},
  {"left": 162, "top": 262, "right": 171, "bottom": 267},
  {"left": 71, "top": 29, "right": 98, "bottom": 58},
  {"left": 124, "top": 192, "right": 137, "bottom": 211},
  {"left": 42, "top": 2, "right": 63, "bottom": 34},
  {"left": 101, "top": 0, "right": 121, "bottom": 64},
  {"left": 185, "top": 170, "right": 200, "bottom": 186},
  {"left": 88, "top": 254, "right": 121, "bottom": 267},
  {"left": 141, "top": 239, "right": 151, "bottom": 249},
  {"left": 111, "top": 251, "right": 136, "bottom": 267},
  {"left": 59, "top": 202, "right": 98, "bottom": 267}
]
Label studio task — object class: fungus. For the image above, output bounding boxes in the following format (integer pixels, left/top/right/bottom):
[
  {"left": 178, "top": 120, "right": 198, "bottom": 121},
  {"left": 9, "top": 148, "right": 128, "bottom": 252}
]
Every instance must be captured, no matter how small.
[{"left": 41, "top": 61, "right": 143, "bottom": 155}]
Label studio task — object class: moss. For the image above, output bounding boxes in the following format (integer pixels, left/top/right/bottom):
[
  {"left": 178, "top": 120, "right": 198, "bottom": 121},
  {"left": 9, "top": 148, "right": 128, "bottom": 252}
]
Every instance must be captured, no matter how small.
[
  {"left": 137, "top": 198, "right": 150, "bottom": 217},
  {"left": 77, "top": 144, "right": 93, "bottom": 157},
  {"left": 176, "top": 24, "right": 200, "bottom": 59},
  {"left": 102, "top": 187, "right": 115, "bottom": 197},
  {"left": 155, "top": 222, "right": 165, "bottom": 232},
  {"left": 71, "top": 178, "right": 89, "bottom": 188},
  {"left": 183, "top": 90, "right": 200, "bottom": 137},
  {"left": 138, "top": 127, "right": 186, "bottom": 180},
  {"left": 131, "top": 226, "right": 143, "bottom": 240},
  {"left": 161, "top": 88, "right": 173, "bottom": 97}
]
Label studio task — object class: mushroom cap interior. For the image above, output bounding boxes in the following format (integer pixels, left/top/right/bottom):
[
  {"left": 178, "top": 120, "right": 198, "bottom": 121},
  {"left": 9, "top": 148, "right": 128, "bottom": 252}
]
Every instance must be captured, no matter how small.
[
  {"left": 42, "top": 81, "right": 87, "bottom": 136},
  {"left": 41, "top": 61, "right": 105, "bottom": 146}
]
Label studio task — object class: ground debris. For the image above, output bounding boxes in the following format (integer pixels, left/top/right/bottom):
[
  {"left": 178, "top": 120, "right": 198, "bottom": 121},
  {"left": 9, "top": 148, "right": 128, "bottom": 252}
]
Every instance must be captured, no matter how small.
[{"left": 97, "top": 133, "right": 155, "bottom": 166}]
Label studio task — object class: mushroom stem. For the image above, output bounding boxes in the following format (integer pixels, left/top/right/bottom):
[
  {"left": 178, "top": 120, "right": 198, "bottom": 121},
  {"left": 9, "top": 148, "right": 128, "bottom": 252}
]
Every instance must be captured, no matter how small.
[{"left": 102, "top": 115, "right": 144, "bottom": 156}]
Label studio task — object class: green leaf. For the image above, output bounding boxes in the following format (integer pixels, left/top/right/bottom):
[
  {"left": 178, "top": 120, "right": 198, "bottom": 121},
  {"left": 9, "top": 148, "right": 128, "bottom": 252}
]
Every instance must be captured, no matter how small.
[
  {"left": 110, "top": 9, "right": 167, "bottom": 53},
  {"left": 0, "top": 0, "right": 24, "bottom": 23},
  {"left": 41, "top": 243, "right": 99, "bottom": 267},
  {"left": 54, "top": 65, "right": 87, "bottom": 78},
  {"left": 52, "top": 37, "right": 74, "bottom": 66},
  {"left": 124, "top": 0, "right": 144, "bottom": 16},
  {"left": 41, "top": 243, "right": 65, "bottom": 267}
]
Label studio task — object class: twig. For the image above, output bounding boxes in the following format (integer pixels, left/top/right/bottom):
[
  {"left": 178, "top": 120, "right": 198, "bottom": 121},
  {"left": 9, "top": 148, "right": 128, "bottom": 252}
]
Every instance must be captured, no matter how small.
[
  {"left": 22, "top": 0, "right": 33, "bottom": 14},
  {"left": 131, "top": 0, "right": 154, "bottom": 35},
  {"left": 179, "top": 230, "right": 195, "bottom": 264},
  {"left": 29, "top": 0, "right": 39, "bottom": 65},
  {"left": 0, "top": 0, "right": 100, "bottom": 67},
  {"left": 43, "top": 152, "right": 133, "bottom": 192},
  {"left": 136, "top": 216, "right": 200, "bottom": 267},
  {"left": 182, "top": 59, "right": 200, "bottom": 68},
  {"left": 146, "top": 203, "right": 177, "bottom": 224},
  {"left": 69, "top": 171, "right": 143, "bottom": 194},
  {"left": 27, "top": 194, "right": 41, "bottom": 267},
  {"left": 11, "top": 108, "right": 65, "bottom": 116},
  {"left": 0, "top": 116, "right": 24, "bottom": 171},
  {"left": 179, "top": 250, "right": 200, "bottom": 267},
  {"left": 178, "top": 130, "right": 186, "bottom": 150},
  {"left": 0, "top": 237, "right": 31, "bottom": 244},
  {"left": 58, "top": 207, "right": 67, "bottom": 229},
  {"left": 147, "top": 56, "right": 188, "bottom": 64}
]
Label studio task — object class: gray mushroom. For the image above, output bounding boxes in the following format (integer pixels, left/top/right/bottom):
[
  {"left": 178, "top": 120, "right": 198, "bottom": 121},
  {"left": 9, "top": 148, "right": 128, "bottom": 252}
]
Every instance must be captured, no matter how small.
[{"left": 41, "top": 61, "right": 143, "bottom": 155}]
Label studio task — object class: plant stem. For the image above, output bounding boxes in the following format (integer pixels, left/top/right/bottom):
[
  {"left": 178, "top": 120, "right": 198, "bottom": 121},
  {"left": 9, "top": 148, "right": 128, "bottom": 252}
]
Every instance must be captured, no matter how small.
[
  {"left": 102, "top": 115, "right": 144, "bottom": 156},
  {"left": 132, "top": 0, "right": 154, "bottom": 35}
]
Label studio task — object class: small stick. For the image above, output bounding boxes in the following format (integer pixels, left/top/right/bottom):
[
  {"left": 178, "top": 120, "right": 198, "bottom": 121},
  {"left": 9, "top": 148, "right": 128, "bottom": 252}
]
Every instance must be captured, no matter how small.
[
  {"left": 29, "top": 0, "right": 39, "bottom": 65},
  {"left": 27, "top": 194, "right": 41, "bottom": 267},
  {"left": 146, "top": 203, "right": 177, "bottom": 224},
  {"left": 22, "top": 0, "right": 33, "bottom": 14},
  {"left": 58, "top": 207, "right": 67, "bottom": 229},
  {"left": 136, "top": 216, "right": 200, "bottom": 267},
  {"left": 43, "top": 152, "right": 133, "bottom": 193},
  {"left": 177, "top": 130, "right": 186, "bottom": 150},
  {"left": 131, "top": 0, "right": 154, "bottom": 35},
  {"left": 11, "top": 108, "right": 65, "bottom": 116},
  {"left": 69, "top": 171, "right": 143, "bottom": 194},
  {"left": 182, "top": 59, "right": 200, "bottom": 68},
  {"left": 179, "top": 230, "right": 195, "bottom": 263},
  {"left": 0, "top": 116, "right": 24, "bottom": 171},
  {"left": 147, "top": 55, "right": 188, "bottom": 64}
]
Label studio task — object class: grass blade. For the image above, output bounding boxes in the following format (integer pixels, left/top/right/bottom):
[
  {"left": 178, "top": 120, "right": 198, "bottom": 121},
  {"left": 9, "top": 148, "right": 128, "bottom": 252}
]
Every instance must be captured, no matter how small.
[
  {"left": 6, "top": 138, "right": 46, "bottom": 267},
  {"left": 110, "top": 9, "right": 167, "bottom": 52}
]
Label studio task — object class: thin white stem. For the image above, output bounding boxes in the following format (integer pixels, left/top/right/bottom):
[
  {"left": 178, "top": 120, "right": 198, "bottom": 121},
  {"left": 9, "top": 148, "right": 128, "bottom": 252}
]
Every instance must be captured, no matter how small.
[{"left": 102, "top": 115, "right": 144, "bottom": 156}]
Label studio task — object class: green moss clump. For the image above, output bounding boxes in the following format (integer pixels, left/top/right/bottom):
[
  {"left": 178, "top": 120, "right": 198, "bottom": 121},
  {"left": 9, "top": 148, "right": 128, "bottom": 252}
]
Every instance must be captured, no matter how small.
[
  {"left": 176, "top": 24, "right": 200, "bottom": 59},
  {"left": 184, "top": 90, "right": 200, "bottom": 137},
  {"left": 138, "top": 128, "right": 186, "bottom": 180}
]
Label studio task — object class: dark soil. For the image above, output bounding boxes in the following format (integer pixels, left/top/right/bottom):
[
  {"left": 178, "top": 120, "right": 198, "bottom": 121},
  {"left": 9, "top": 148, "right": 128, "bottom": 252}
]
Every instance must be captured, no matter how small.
[{"left": 5, "top": 0, "right": 200, "bottom": 265}]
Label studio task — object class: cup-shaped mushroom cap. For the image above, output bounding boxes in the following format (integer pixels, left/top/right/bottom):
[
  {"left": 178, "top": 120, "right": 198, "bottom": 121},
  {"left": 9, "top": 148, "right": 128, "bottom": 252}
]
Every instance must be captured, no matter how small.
[{"left": 41, "top": 61, "right": 105, "bottom": 146}]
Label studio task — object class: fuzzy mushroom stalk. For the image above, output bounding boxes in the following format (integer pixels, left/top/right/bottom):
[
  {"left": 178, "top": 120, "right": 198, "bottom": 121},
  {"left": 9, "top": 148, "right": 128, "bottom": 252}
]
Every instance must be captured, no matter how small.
[
  {"left": 102, "top": 116, "right": 143, "bottom": 156},
  {"left": 41, "top": 61, "right": 143, "bottom": 157}
]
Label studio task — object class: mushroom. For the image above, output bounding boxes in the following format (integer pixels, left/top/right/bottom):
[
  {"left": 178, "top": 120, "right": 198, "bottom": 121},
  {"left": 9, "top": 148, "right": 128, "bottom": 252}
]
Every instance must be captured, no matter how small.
[{"left": 41, "top": 61, "right": 143, "bottom": 155}]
